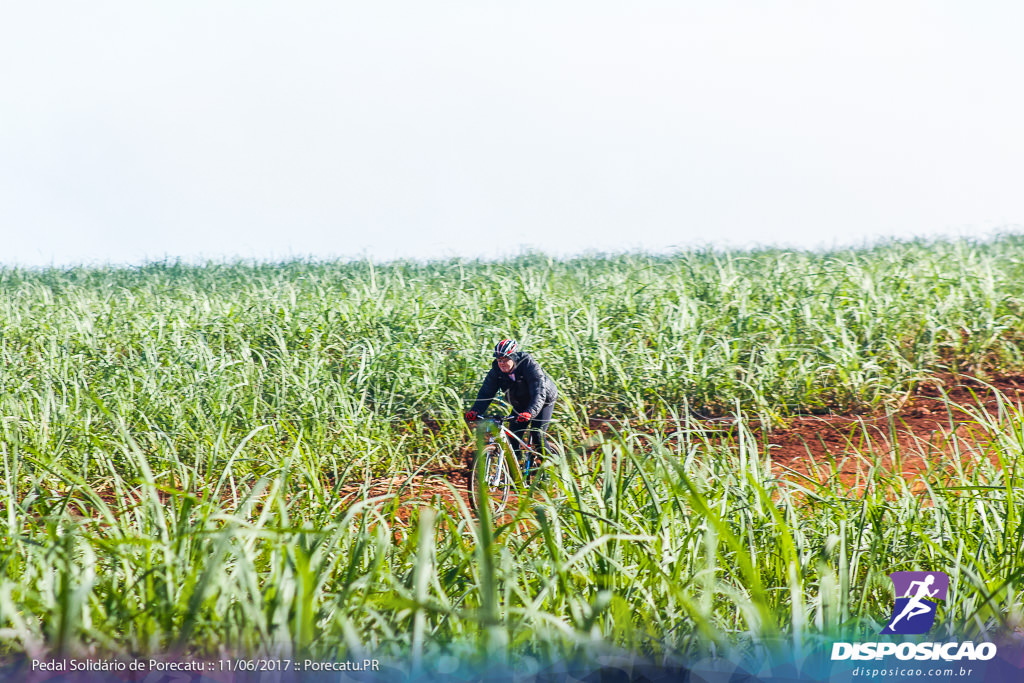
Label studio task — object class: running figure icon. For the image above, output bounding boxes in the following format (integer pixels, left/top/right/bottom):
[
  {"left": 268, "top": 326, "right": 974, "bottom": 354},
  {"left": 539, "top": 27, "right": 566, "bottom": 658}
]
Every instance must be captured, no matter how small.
[
  {"left": 881, "top": 571, "right": 949, "bottom": 635},
  {"left": 886, "top": 575, "right": 938, "bottom": 631}
]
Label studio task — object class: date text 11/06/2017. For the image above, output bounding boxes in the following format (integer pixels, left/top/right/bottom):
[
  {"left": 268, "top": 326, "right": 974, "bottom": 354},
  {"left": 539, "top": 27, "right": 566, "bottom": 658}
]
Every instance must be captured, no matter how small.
[
  {"left": 220, "top": 659, "right": 382, "bottom": 672},
  {"left": 31, "top": 659, "right": 382, "bottom": 673}
]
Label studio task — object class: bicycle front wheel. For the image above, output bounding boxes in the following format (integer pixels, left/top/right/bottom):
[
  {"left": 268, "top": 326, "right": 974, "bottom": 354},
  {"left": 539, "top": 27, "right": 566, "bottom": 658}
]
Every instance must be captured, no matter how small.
[{"left": 469, "top": 444, "right": 512, "bottom": 515}]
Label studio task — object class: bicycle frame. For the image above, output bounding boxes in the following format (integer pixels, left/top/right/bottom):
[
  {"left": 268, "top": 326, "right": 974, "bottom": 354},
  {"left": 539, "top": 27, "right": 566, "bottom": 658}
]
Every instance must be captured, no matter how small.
[
  {"left": 474, "top": 416, "right": 528, "bottom": 486},
  {"left": 468, "top": 411, "right": 552, "bottom": 516}
]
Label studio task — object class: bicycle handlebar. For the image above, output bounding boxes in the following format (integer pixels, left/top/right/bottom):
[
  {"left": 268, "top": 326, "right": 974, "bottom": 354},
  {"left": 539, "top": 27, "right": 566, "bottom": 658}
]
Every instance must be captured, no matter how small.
[
  {"left": 472, "top": 414, "right": 536, "bottom": 452},
  {"left": 472, "top": 414, "right": 518, "bottom": 425}
]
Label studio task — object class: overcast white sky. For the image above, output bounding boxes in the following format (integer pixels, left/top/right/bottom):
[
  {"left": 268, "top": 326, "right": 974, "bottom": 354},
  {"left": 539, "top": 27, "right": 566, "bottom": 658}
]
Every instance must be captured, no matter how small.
[{"left": 2, "top": 2, "right": 1023, "bottom": 267}]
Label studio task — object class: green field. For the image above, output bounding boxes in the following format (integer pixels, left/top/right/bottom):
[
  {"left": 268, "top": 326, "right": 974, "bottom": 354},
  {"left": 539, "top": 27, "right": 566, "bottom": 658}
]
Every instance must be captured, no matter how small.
[{"left": 1, "top": 236, "right": 1023, "bottom": 667}]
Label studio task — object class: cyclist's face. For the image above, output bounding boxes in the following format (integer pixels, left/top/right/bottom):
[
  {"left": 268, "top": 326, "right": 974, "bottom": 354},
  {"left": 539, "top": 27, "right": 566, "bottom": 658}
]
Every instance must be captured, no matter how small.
[{"left": 496, "top": 356, "right": 514, "bottom": 373}]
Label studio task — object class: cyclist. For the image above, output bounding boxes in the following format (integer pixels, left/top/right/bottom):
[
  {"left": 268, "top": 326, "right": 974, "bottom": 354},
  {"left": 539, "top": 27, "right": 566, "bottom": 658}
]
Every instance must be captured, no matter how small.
[{"left": 464, "top": 339, "right": 558, "bottom": 459}]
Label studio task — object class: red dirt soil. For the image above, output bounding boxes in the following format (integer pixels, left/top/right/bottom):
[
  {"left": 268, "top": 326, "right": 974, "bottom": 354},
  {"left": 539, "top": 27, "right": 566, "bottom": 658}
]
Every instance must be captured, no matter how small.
[
  {"left": 762, "top": 374, "right": 1024, "bottom": 490},
  {"left": 337, "top": 467, "right": 472, "bottom": 526}
]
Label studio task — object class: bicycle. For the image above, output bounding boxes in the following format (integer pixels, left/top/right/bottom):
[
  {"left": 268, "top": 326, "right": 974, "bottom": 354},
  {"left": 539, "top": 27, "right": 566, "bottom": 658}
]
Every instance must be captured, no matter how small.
[{"left": 467, "top": 414, "right": 546, "bottom": 516}]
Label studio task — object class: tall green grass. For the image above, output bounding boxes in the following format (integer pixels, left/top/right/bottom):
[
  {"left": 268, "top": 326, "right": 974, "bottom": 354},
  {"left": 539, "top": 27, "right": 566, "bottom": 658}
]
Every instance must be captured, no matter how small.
[
  {"left": 1, "top": 393, "right": 1020, "bottom": 663},
  {"left": 3, "top": 235, "right": 1024, "bottom": 450},
  {"left": 1, "top": 235, "right": 1024, "bottom": 663}
]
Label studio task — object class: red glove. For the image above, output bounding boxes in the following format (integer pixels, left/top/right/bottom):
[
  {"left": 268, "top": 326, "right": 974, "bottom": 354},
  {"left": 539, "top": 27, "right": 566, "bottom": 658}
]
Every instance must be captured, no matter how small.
[
  {"left": 516, "top": 412, "right": 532, "bottom": 423},
  {"left": 465, "top": 410, "right": 478, "bottom": 423}
]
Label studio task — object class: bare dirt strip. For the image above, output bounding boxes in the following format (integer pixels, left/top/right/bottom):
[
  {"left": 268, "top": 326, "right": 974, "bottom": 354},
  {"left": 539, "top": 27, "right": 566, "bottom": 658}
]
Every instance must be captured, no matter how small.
[
  {"left": 762, "top": 374, "right": 1024, "bottom": 490},
  {"left": 350, "top": 374, "right": 1024, "bottom": 524}
]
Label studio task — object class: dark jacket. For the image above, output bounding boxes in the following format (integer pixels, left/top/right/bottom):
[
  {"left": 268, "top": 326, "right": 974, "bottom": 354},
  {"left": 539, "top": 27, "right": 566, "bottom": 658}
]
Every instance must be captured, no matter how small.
[{"left": 471, "top": 351, "right": 557, "bottom": 416}]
